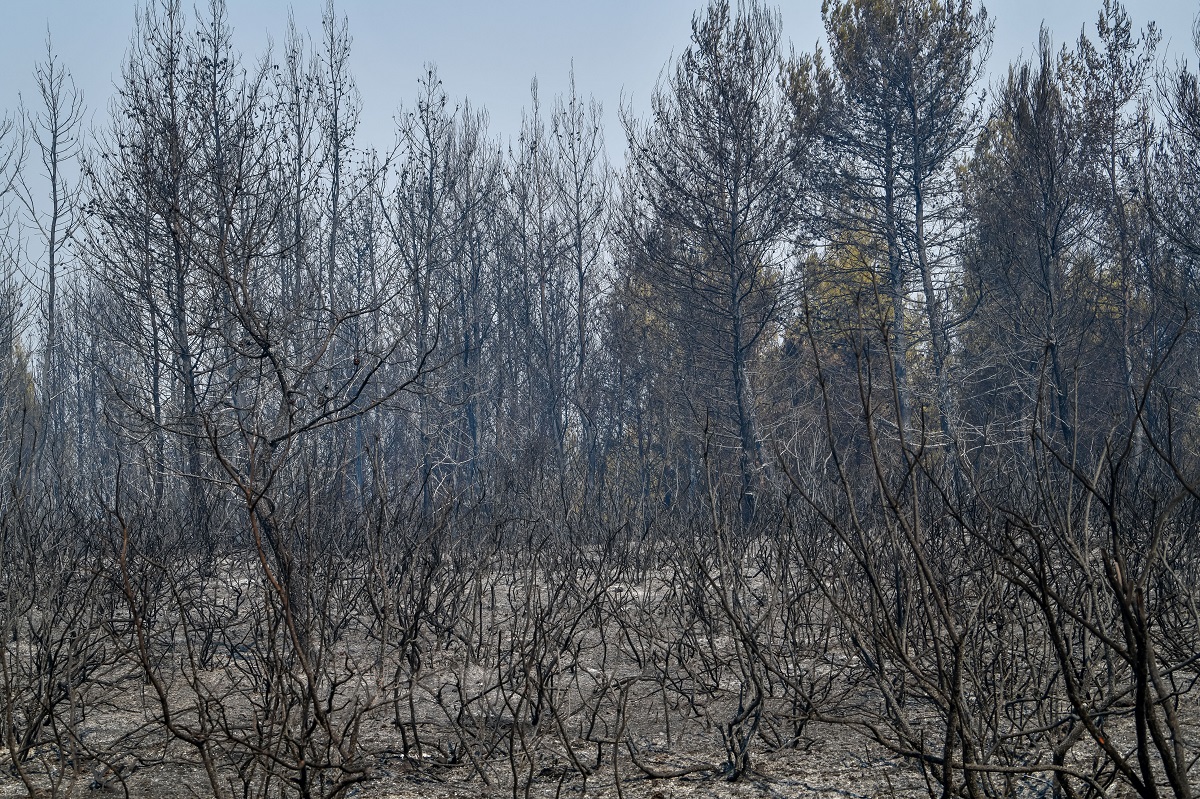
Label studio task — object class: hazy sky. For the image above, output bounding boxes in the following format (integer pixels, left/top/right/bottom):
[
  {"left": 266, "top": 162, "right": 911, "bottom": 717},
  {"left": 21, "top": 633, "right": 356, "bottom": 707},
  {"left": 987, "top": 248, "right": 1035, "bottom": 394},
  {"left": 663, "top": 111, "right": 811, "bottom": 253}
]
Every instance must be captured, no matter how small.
[{"left": 0, "top": 0, "right": 1195, "bottom": 158}]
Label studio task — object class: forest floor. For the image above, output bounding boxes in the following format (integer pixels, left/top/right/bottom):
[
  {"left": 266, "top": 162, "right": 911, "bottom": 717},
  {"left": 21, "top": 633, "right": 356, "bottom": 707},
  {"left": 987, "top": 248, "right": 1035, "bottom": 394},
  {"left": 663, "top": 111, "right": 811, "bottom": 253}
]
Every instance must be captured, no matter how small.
[
  {"left": 1, "top": 719, "right": 925, "bottom": 799},
  {"left": 2, "top": 557, "right": 1173, "bottom": 799}
]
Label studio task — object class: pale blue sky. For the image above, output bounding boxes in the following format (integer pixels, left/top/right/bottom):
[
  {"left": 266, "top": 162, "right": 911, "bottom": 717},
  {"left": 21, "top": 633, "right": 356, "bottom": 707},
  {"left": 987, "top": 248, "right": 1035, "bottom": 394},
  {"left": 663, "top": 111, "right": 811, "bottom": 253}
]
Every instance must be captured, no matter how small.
[{"left": 0, "top": 0, "right": 1196, "bottom": 158}]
